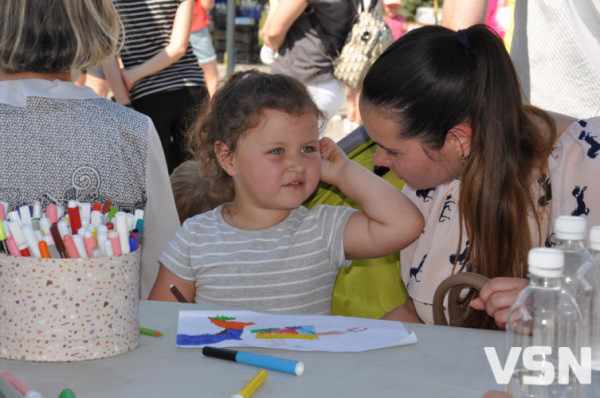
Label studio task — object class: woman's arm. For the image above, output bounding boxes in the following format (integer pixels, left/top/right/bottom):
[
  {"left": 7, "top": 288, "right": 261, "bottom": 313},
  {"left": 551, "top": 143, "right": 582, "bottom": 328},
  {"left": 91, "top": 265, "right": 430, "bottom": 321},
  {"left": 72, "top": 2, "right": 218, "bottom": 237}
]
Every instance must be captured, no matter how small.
[
  {"left": 381, "top": 296, "right": 422, "bottom": 323},
  {"left": 319, "top": 138, "right": 424, "bottom": 260},
  {"left": 122, "top": 0, "right": 195, "bottom": 90},
  {"left": 200, "top": 0, "right": 215, "bottom": 12},
  {"left": 103, "top": 56, "right": 131, "bottom": 105},
  {"left": 470, "top": 277, "right": 529, "bottom": 329},
  {"left": 148, "top": 264, "right": 196, "bottom": 303},
  {"left": 262, "top": 0, "right": 306, "bottom": 50}
]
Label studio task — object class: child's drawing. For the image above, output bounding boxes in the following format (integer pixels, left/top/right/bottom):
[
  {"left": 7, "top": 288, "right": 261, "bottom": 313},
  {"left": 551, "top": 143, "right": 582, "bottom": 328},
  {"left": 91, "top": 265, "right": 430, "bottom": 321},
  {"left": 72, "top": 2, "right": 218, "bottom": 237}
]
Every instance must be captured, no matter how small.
[{"left": 176, "top": 310, "right": 417, "bottom": 352}]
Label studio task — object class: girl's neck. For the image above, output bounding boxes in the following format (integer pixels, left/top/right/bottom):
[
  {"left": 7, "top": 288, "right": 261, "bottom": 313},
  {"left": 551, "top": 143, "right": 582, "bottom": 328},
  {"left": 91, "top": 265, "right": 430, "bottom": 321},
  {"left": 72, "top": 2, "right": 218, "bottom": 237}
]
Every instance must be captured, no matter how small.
[
  {"left": 222, "top": 203, "right": 292, "bottom": 230},
  {"left": 0, "top": 70, "right": 73, "bottom": 82}
]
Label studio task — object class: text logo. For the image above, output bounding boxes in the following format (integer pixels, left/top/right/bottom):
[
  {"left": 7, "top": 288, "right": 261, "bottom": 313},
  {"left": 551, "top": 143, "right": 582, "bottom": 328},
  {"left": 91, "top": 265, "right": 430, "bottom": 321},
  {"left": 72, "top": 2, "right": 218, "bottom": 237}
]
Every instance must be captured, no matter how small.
[{"left": 484, "top": 346, "right": 591, "bottom": 385}]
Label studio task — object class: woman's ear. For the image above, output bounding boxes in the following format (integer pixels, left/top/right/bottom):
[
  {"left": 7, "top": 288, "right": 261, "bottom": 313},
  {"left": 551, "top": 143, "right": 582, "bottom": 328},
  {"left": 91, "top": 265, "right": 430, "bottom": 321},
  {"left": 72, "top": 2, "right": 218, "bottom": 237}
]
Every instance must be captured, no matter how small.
[
  {"left": 214, "top": 141, "right": 237, "bottom": 176},
  {"left": 447, "top": 124, "right": 473, "bottom": 160}
]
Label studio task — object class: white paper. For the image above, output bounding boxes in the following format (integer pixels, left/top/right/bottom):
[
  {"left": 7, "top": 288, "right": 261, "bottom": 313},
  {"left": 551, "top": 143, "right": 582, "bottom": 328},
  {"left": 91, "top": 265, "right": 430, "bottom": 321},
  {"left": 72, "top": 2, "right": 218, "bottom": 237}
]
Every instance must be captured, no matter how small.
[{"left": 176, "top": 310, "right": 417, "bottom": 352}]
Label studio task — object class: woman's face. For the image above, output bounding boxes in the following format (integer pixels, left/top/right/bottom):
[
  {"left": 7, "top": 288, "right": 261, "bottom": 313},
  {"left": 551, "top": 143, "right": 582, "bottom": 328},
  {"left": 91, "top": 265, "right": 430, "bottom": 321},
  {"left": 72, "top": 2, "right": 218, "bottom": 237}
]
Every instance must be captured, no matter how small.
[{"left": 361, "top": 104, "right": 463, "bottom": 190}]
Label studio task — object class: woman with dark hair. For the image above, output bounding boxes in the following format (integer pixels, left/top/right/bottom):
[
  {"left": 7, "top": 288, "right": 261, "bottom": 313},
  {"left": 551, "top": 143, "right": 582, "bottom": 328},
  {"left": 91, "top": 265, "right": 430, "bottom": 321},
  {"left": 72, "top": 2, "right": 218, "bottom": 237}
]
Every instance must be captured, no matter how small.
[{"left": 360, "top": 24, "right": 600, "bottom": 329}]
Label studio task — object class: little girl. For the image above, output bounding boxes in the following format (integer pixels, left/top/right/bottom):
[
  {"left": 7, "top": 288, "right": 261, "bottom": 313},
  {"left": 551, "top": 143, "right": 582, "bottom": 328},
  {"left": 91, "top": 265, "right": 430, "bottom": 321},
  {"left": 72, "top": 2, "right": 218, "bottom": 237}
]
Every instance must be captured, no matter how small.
[{"left": 148, "top": 71, "right": 424, "bottom": 314}]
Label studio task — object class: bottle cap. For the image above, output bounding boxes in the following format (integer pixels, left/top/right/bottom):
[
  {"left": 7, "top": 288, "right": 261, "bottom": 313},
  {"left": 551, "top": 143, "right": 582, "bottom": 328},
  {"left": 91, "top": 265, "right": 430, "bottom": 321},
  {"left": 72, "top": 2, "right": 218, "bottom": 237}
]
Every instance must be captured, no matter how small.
[
  {"left": 554, "top": 216, "right": 586, "bottom": 240},
  {"left": 589, "top": 226, "right": 600, "bottom": 251},
  {"left": 528, "top": 247, "right": 564, "bottom": 278}
]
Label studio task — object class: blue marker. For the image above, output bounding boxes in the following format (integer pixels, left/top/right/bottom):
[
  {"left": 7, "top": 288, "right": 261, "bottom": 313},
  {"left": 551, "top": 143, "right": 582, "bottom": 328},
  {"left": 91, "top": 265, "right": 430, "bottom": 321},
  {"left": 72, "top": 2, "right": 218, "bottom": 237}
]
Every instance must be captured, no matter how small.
[
  {"left": 202, "top": 346, "right": 304, "bottom": 376},
  {"left": 129, "top": 237, "right": 137, "bottom": 252}
]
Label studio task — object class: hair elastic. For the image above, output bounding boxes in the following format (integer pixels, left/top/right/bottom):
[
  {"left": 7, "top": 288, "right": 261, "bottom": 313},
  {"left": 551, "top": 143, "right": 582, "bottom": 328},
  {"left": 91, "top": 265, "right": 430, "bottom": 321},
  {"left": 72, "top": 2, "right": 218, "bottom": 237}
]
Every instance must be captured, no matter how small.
[
  {"left": 456, "top": 29, "right": 472, "bottom": 49},
  {"left": 242, "top": 73, "right": 252, "bottom": 79}
]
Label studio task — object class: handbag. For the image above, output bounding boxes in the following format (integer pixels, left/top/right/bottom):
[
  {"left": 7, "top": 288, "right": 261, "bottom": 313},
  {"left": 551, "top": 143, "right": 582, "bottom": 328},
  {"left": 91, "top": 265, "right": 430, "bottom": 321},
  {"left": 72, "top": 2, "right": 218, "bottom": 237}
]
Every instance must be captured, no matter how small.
[{"left": 309, "top": 0, "right": 393, "bottom": 90}]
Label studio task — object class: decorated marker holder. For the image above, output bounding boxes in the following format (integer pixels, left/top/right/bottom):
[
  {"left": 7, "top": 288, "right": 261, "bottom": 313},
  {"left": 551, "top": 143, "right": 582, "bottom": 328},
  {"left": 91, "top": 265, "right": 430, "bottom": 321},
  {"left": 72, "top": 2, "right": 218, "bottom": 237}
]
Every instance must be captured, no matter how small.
[{"left": 0, "top": 249, "right": 140, "bottom": 361}]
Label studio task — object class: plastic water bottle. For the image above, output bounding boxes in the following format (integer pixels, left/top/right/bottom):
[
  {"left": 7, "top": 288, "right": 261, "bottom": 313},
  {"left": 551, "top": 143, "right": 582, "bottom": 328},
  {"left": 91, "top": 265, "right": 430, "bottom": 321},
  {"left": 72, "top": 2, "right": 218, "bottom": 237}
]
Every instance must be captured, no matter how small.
[
  {"left": 506, "top": 248, "right": 582, "bottom": 398},
  {"left": 554, "top": 216, "right": 590, "bottom": 289},
  {"left": 575, "top": 226, "right": 600, "bottom": 393}
]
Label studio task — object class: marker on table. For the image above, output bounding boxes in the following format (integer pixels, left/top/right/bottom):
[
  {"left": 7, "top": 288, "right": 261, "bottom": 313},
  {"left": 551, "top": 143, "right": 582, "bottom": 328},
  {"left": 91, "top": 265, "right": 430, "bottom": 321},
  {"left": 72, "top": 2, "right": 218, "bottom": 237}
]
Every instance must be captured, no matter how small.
[
  {"left": 1, "top": 371, "right": 44, "bottom": 398},
  {"left": 169, "top": 284, "right": 189, "bottom": 303},
  {"left": 232, "top": 369, "right": 268, "bottom": 398},
  {"left": 0, "top": 375, "right": 22, "bottom": 398},
  {"left": 59, "top": 388, "right": 76, "bottom": 398},
  {"left": 202, "top": 346, "right": 304, "bottom": 376},
  {"left": 140, "top": 327, "right": 163, "bottom": 337}
]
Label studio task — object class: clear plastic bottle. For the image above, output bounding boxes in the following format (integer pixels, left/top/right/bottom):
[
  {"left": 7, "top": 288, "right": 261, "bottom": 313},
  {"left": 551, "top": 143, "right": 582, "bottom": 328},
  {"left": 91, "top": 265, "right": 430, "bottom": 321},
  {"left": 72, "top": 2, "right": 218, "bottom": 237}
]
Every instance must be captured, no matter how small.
[
  {"left": 575, "top": 226, "right": 600, "bottom": 391},
  {"left": 506, "top": 248, "right": 582, "bottom": 398},
  {"left": 554, "top": 216, "right": 590, "bottom": 289}
]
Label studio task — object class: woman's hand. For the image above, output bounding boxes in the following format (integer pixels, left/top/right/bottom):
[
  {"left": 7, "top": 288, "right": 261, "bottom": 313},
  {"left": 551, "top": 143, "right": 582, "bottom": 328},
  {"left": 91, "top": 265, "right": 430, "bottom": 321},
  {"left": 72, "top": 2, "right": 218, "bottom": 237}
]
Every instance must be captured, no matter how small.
[{"left": 470, "top": 277, "right": 529, "bottom": 329}]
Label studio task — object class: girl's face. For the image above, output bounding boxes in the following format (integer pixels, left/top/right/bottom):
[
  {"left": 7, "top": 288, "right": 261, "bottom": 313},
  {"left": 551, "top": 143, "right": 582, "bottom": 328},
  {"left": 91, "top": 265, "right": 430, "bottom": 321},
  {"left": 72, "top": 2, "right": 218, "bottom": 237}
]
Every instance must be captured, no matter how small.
[
  {"left": 361, "top": 105, "right": 462, "bottom": 190},
  {"left": 229, "top": 109, "right": 321, "bottom": 211}
]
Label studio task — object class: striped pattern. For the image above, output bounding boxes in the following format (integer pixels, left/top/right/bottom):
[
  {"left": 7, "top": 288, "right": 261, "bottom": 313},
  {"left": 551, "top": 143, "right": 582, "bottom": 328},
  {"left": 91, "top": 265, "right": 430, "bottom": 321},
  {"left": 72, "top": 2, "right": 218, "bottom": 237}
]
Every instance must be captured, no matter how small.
[
  {"left": 115, "top": 0, "right": 205, "bottom": 100},
  {"left": 159, "top": 204, "right": 357, "bottom": 314}
]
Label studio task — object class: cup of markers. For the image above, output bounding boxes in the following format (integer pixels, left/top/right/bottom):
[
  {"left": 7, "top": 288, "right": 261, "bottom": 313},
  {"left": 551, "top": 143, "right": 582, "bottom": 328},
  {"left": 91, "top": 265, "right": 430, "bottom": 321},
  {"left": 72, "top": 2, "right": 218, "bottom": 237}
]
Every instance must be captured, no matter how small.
[{"left": 0, "top": 199, "right": 144, "bottom": 362}]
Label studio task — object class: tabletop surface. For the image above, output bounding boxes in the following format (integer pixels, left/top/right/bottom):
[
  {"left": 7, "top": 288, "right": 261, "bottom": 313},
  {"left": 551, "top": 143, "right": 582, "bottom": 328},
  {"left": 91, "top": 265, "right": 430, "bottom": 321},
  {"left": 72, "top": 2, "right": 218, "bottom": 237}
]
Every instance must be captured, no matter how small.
[{"left": 0, "top": 300, "right": 506, "bottom": 397}]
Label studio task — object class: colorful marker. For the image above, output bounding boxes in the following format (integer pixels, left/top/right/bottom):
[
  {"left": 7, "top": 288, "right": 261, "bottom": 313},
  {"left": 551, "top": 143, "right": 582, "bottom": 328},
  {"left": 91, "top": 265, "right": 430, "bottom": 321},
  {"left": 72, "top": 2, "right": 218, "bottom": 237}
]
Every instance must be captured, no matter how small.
[
  {"left": 169, "top": 284, "right": 189, "bottom": 303},
  {"left": 232, "top": 369, "right": 268, "bottom": 398},
  {"left": 62, "top": 235, "right": 80, "bottom": 259},
  {"left": 101, "top": 199, "right": 112, "bottom": 215},
  {"left": 107, "top": 231, "right": 121, "bottom": 255},
  {"left": 1, "top": 371, "right": 44, "bottom": 398},
  {"left": 42, "top": 235, "right": 60, "bottom": 258},
  {"left": 39, "top": 240, "right": 51, "bottom": 258},
  {"left": 67, "top": 200, "right": 82, "bottom": 234},
  {"left": 0, "top": 375, "right": 22, "bottom": 398},
  {"left": 202, "top": 346, "right": 304, "bottom": 376},
  {"left": 0, "top": 221, "right": 8, "bottom": 253},
  {"left": 58, "top": 388, "right": 76, "bottom": 398},
  {"left": 72, "top": 234, "right": 87, "bottom": 258},
  {"left": 45, "top": 204, "right": 58, "bottom": 224},
  {"left": 6, "top": 236, "right": 20, "bottom": 256},
  {"left": 140, "top": 327, "right": 163, "bottom": 337},
  {"left": 50, "top": 224, "right": 67, "bottom": 258},
  {"left": 83, "top": 231, "right": 97, "bottom": 257}
]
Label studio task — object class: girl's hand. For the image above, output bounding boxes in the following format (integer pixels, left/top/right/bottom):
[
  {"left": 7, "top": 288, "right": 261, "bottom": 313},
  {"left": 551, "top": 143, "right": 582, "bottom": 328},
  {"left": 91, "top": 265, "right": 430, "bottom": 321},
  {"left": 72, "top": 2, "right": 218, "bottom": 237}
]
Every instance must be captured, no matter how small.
[{"left": 319, "top": 137, "right": 350, "bottom": 184}]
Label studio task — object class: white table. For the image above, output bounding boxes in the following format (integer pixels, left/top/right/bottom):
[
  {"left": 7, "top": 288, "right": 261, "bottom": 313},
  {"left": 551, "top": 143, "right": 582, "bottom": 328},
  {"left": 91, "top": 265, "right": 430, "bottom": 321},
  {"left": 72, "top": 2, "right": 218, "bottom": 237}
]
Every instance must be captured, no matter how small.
[{"left": 0, "top": 300, "right": 506, "bottom": 397}]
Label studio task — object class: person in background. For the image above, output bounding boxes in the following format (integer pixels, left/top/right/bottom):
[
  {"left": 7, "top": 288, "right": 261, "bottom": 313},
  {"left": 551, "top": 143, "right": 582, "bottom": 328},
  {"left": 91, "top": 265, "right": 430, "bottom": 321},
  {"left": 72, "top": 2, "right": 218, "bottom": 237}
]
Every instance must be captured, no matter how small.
[
  {"left": 148, "top": 71, "right": 423, "bottom": 312},
  {"left": 261, "top": 0, "right": 355, "bottom": 136},
  {"left": 360, "top": 24, "right": 600, "bottom": 329},
  {"left": 105, "top": 0, "right": 208, "bottom": 174},
  {"left": 170, "top": 160, "right": 231, "bottom": 223},
  {"left": 442, "top": 0, "right": 600, "bottom": 118},
  {"left": 75, "top": 64, "right": 110, "bottom": 98},
  {"left": 190, "top": 0, "right": 220, "bottom": 97},
  {"left": 382, "top": 0, "right": 406, "bottom": 41},
  {"left": 0, "top": 0, "right": 180, "bottom": 299},
  {"left": 344, "top": 0, "right": 406, "bottom": 136}
]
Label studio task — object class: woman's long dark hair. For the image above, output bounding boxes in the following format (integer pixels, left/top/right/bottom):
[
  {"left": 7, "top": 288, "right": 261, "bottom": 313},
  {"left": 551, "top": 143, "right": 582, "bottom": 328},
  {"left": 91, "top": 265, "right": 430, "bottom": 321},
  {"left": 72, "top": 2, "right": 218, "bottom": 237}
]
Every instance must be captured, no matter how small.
[{"left": 362, "top": 25, "right": 556, "bottom": 329}]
